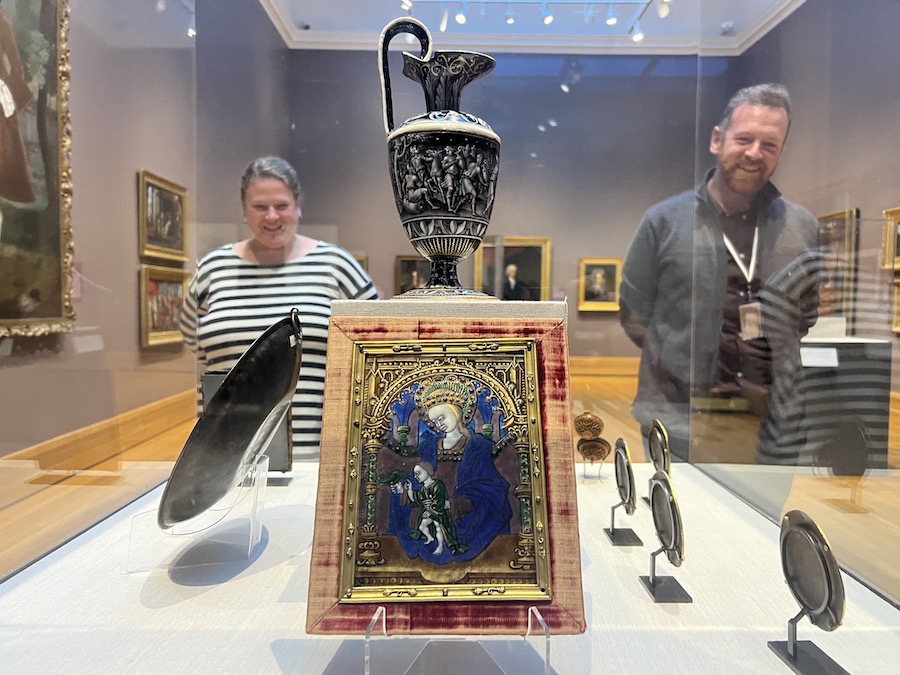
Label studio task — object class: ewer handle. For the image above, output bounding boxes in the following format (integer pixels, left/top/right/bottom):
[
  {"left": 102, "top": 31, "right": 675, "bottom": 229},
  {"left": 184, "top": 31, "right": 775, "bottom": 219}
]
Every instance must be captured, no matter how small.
[{"left": 378, "top": 17, "right": 432, "bottom": 135}]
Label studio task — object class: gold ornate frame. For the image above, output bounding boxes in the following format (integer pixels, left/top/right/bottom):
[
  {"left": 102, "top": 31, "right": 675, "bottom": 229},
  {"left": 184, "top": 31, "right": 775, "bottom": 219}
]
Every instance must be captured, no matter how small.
[
  {"left": 577, "top": 257, "right": 621, "bottom": 312},
  {"left": 882, "top": 206, "right": 900, "bottom": 271},
  {"left": 0, "top": 0, "right": 74, "bottom": 337},
  {"left": 816, "top": 208, "right": 858, "bottom": 322},
  {"left": 473, "top": 236, "right": 551, "bottom": 300},
  {"left": 138, "top": 170, "right": 189, "bottom": 262},
  {"left": 338, "top": 338, "right": 551, "bottom": 603},
  {"left": 139, "top": 264, "right": 188, "bottom": 348}
]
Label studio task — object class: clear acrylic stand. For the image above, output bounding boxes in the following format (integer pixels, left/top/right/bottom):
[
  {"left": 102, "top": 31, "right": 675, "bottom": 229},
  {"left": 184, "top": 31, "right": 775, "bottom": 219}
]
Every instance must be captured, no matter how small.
[
  {"left": 126, "top": 455, "right": 268, "bottom": 573},
  {"left": 362, "top": 605, "right": 552, "bottom": 675}
]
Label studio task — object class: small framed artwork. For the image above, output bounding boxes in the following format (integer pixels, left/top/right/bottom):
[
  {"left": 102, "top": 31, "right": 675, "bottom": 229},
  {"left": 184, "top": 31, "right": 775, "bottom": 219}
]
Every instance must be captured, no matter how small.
[
  {"left": 353, "top": 253, "right": 369, "bottom": 272},
  {"left": 139, "top": 264, "right": 188, "bottom": 348},
  {"left": 138, "top": 170, "right": 188, "bottom": 262},
  {"left": 394, "top": 255, "right": 430, "bottom": 295},
  {"left": 817, "top": 208, "right": 859, "bottom": 323},
  {"left": 577, "top": 258, "right": 622, "bottom": 312},
  {"left": 473, "top": 237, "right": 551, "bottom": 301},
  {"left": 893, "top": 280, "right": 900, "bottom": 335},
  {"left": 882, "top": 207, "right": 900, "bottom": 270}
]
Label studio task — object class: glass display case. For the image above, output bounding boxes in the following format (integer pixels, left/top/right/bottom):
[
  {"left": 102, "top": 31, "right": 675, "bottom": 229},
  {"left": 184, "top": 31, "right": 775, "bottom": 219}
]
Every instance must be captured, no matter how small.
[{"left": 1, "top": 0, "right": 899, "bottom": 664}]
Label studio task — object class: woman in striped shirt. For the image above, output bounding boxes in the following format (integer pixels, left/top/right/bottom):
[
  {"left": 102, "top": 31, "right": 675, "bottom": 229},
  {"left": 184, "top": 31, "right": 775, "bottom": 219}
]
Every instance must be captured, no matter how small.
[{"left": 179, "top": 156, "right": 378, "bottom": 460}]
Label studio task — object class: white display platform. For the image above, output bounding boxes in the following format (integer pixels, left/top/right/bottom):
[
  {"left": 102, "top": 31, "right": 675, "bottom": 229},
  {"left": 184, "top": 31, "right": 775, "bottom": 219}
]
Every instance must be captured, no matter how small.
[{"left": 1, "top": 462, "right": 898, "bottom": 673}]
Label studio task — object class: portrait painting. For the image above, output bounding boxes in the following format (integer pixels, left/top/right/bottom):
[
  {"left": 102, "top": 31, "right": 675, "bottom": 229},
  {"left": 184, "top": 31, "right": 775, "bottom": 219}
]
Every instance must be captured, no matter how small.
[
  {"left": 138, "top": 170, "right": 188, "bottom": 262},
  {"left": 394, "top": 255, "right": 430, "bottom": 295},
  {"left": 816, "top": 208, "right": 858, "bottom": 321},
  {"left": 139, "top": 264, "right": 187, "bottom": 347},
  {"left": 882, "top": 206, "right": 900, "bottom": 271},
  {"left": 473, "top": 236, "right": 551, "bottom": 301},
  {"left": 0, "top": 0, "right": 74, "bottom": 337},
  {"left": 578, "top": 258, "right": 621, "bottom": 312},
  {"left": 333, "top": 338, "right": 551, "bottom": 604}
]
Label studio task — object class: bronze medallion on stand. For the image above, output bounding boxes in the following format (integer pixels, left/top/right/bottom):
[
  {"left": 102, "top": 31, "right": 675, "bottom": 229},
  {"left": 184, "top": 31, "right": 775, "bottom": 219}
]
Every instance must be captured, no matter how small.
[
  {"left": 768, "top": 510, "right": 848, "bottom": 674},
  {"left": 639, "top": 470, "right": 692, "bottom": 603},
  {"left": 574, "top": 410, "right": 611, "bottom": 479},
  {"left": 603, "top": 439, "right": 643, "bottom": 546}
]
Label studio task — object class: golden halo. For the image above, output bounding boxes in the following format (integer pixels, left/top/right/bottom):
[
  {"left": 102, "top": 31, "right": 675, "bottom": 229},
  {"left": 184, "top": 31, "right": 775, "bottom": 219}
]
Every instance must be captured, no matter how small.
[{"left": 414, "top": 374, "right": 478, "bottom": 427}]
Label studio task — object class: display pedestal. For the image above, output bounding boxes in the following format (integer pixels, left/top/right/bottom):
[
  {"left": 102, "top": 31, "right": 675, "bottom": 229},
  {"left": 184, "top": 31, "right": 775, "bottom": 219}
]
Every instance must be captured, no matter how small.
[
  {"left": 767, "top": 610, "right": 848, "bottom": 674},
  {"left": 359, "top": 606, "right": 552, "bottom": 675},
  {"left": 639, "top": 547, "right": 692, "bottom": 604},
  {"left": 604, "top": 501, "right": 642, "bottom": 546},
  {"left": 126, "top": 455, "right": 268, "bottom": 573}
]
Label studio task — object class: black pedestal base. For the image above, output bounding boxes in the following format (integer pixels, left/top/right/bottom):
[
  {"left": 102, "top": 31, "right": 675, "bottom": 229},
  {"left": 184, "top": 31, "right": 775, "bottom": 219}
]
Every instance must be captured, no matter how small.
[
  {"left": 639, "top": 575, "right": 693, "bottom": 603},
  {"left": 604, "top": 527, "right": 643, "bottom": 546},
  {"left": 767, "top": 640, "right": 849, "bottom": 675}
]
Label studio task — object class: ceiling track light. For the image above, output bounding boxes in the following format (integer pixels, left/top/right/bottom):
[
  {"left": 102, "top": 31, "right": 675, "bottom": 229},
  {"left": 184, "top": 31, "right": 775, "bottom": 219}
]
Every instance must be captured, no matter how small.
[
  {"left": 505, "top": 3, "right": 516, "bottom": 24},
  {"left": 400, "top": 0, "right": 413, "bottom": 11},
  {"left": 455, "top": 1, "right": 468, "bottom": 24},
  {"left": 656, "top": 0, "right": 670, "bottom": 19},
  {"left": 583, "top": 4, "right": 596, "bottom": 23},
  {"left": 540, "top": 2, "right": 554, "bottom": 25},
  {"left": 606, "top": 3, "right": 618, "bottom": 26},
  {"left": 630, "top": 18, "right": 644, "bottom": 42}
]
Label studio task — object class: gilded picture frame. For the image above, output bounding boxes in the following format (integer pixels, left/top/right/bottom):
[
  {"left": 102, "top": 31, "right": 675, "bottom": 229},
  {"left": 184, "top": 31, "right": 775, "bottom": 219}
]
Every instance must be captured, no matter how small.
[
  {"left": 337, "top": 338, "right": 551, "bottom": 604},
  {"left": 352, "top": 253, "right": 368, "bottom": 272},
  {"left": 473, "top": 236, "right": 551, "bottom": 301},
  {"left": 577, "top": 257, "right": 622, "bottom": 312},
  {"left": 394, "top": 255, "right": 430, "bottom": 295},
  {"left": 139, "top": 264, "right": 188, "bottom": 348},
  {"left": 0, "top": 0, "right": 74, "bottom": 337},
  {"left": 138, "top": 170, "right": 188, "bottom": 262},
  {"left": 816, "top": 208, "right": 859, "bottom": 323},
  {"left": 893, "top": 280, "right": 900, "bottom": 335},
  {"left": 882, "top": 206, "right": 900, "bottom": 271}
]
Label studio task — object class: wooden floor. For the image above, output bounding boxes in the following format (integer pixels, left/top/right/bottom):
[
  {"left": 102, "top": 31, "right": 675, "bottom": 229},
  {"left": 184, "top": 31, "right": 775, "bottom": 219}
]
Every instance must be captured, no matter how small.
[{"left": 1, "top": 373, "right": 898, "bottom": 605}]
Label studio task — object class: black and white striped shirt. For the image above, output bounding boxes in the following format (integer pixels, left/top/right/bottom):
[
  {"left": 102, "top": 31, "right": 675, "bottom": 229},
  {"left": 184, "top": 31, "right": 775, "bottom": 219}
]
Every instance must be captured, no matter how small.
[{"left": 179, "top": 241, "right": 378, "bottom": 459}]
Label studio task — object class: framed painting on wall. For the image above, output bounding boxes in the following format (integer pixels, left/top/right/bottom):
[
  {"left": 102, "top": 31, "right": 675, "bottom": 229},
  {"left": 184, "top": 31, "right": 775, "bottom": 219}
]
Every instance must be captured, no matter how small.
[
  {"left": 893, "top": 280, "right": 900, "bottom": 335},
  {"left": 816, "top": 208, "right": 859, "bottom": 324},
  {"left": 138, "top": 170, "right": 188, "bottom": 262},
  {"left": 882, "top": 207, "right": 900, "bottom": 270},
  {"left": 577, "top": 258, "right": 621, "bottom": 312},
  {"left": 0, "top": 0, "right": 74, "bottom": 337},
  {"left": 473, "top": 237, "right": 551, "bottom": 301},
  {"left": 139, "top": 264, "right": 188, "bottom": 348},
  {"left": 394, "top": 255, "right": 430, "bottom": 295},
  {"left": 353, "top": 253, "right": 369, "bottom": 272}
]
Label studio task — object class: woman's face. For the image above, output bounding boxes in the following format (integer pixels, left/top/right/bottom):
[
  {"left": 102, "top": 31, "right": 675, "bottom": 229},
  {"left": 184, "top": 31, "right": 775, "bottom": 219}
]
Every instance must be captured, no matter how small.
[
  {"left": 413, "top": 465, "right": 429, "bottom": 482},
  {"left": 428, "top": 404, "right": 459, "bottom": 433},
  {"left": 241, "top": 178, "right": 301, "bottom": 251}
]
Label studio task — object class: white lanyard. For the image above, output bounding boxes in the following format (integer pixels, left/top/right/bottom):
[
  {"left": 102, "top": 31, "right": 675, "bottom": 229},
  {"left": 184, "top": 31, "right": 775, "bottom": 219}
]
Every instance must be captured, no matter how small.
[{"left": 722, "top": 227, "right": 758, "bottom": 284}]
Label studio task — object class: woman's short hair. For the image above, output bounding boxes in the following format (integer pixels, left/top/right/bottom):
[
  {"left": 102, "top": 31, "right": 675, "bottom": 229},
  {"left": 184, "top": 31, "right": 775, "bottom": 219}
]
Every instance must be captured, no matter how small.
[{"left": 240, "top": 156, "right": 302, "bottom": 202}]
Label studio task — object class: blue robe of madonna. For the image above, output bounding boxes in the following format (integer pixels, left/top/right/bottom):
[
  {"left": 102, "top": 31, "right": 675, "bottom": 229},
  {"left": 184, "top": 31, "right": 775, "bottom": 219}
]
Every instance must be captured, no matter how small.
[{"left": 387, "top": 429, "right": 512, "bottom": 564}]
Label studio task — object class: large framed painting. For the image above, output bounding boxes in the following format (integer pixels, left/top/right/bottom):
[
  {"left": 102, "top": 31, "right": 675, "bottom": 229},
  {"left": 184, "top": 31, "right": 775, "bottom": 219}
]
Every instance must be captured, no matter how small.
[
  {"left": 0, "top": 0, "right": 74, "bottom": 337},
  {"left": 394, "top": 255, "right": 430, "bottom": 295},
  {"left": 307, "top": 312, "right": 586, "bottom": 635},
  {"left": 473, "top": 236, "right": 551, "bottom": 301},
  {"left": 139, "top": 264, "right": 187, "bottom": 348},
  {"left": 578, "top": 257, "right": 621, "bottom": 312},
  {"left": 882, "top": 207, "right": 900, "bottom": 271},
  {"left": 817, "top": 208, "right": 859, "bottom": 325},
  {"left": 138, "top": 170, "right": 188, "bottom": 262}
]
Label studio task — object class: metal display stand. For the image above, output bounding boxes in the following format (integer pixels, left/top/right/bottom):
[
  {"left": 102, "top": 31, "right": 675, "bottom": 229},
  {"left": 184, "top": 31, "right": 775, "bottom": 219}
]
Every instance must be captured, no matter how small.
[
  {"left": 768, "top": 609, "right": 849, "bottom": 675},
  {"left": 126, "top": 455, "right": 268, "bottom": 573},
  {"left": 604, "top": 500, "right": 643, "bottom": 546},
  {"left": 359, "top": 605, "right": 553, "bottom": 675},
  {"left": 639, "top": 545, "right": 693, "bottom": 604}
]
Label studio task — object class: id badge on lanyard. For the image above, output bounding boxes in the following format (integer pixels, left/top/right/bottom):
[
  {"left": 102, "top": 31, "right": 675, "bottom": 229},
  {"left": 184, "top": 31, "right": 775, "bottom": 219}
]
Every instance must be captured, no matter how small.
[{"left": 723, "top": 227, "right": 763, "bottom": 340}]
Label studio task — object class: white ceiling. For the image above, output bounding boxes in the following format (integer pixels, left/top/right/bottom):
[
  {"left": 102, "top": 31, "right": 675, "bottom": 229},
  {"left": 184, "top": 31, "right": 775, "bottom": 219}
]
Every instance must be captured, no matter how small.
[
  {"left": 79, "top": 0, "right": 805, "bottom": 55},
  {"left": 260, "top": 0, "right": 807, "bottom": 55}
]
